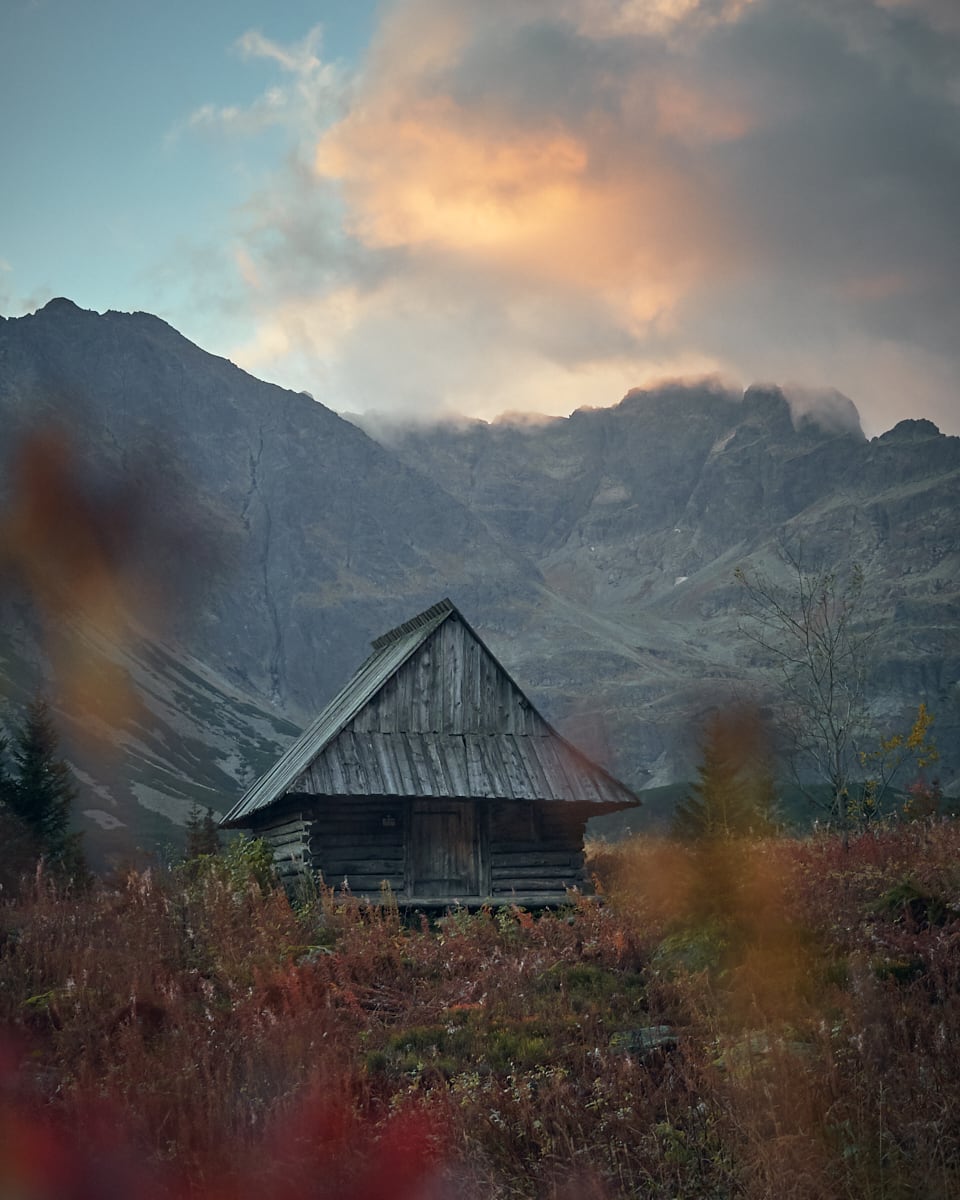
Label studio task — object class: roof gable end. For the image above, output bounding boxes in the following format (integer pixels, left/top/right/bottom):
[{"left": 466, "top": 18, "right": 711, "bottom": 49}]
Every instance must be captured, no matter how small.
[{"left": 222, "top": 599, "right": 639, "bottom": 826}]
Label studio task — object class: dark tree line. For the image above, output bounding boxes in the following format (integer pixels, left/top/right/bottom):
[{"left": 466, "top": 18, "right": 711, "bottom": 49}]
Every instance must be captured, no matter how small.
[{"left": 0, "top": 697, "right": 87, "bottom": 885}]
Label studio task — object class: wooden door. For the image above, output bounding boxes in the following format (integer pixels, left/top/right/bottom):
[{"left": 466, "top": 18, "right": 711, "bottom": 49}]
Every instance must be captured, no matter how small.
[{"left": 410, "top": 800, "right": 479, "bottom": 897}]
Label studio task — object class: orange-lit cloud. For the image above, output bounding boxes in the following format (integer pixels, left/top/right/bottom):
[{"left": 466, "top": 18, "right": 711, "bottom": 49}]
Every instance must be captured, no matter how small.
[
  {"left": 314, "top": 98, "right": 713, "bottom": 331},
  {"left": 196, "top": 0, "right": 960, "bottom": 435}
]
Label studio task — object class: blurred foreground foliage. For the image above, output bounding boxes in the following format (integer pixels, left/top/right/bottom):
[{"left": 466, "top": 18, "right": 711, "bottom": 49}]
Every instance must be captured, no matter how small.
[{"left": 2, "top": 821, "right": 960, "bottom": 1197}]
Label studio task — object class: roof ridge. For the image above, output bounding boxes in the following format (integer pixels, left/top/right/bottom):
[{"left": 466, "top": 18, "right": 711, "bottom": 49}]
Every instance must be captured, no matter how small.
[{"left": 370, "top": 598, "right": 455, "bottom": 650}]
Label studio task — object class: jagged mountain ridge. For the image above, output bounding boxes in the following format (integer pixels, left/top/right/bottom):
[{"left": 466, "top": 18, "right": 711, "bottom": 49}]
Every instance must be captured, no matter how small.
[
  {"left": 0, "top": 298, "right": 956, "bottom": 861},
  {"left": 370, "top": 385, "right": 960, "bottom": 794}
]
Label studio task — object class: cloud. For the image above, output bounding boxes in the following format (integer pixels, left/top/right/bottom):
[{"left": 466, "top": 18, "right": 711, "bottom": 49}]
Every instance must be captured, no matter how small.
[
  {"left": 188, "top": 0, "right": 960, "bottom": 435},
  {"left": 170, "top": 26, "right": 346, "bottom": 142}
]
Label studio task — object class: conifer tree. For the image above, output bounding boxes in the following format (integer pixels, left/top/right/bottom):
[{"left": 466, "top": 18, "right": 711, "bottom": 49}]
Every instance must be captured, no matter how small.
[
  {"left": 673, "top": 707, "right": 778, "bottom": 840},
  {"left": 0, "top": 734, "right": 35, "bottom": 890},
  {"left": 185, "top": 803, "right": 220, "bottom": 859},
  {"left": 4, "top": 697, "right": 86, "bottom": 879}
]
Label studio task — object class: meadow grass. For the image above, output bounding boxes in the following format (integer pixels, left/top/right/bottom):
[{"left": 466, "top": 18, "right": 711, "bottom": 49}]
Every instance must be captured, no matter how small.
[{"left": 2, "top": 821, "right": 960, "bottom": 1197}]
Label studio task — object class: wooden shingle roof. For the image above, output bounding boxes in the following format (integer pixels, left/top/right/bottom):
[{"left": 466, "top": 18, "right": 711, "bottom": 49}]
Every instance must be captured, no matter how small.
[{"left": 221, "top": 599, "right": 638, "bottom": 827}]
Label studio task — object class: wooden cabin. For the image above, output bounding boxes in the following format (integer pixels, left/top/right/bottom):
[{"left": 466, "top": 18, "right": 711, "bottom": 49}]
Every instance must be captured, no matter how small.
[{"left": 220, "top": 599, "right": 638, "bottom": 906}]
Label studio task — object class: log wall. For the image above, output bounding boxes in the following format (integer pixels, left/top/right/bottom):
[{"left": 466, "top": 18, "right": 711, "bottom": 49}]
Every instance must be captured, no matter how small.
[
  {"left": 257, "top": 805, "right": 310, "bottom": 885},
  {"left": 307, "top": 798, "right": 406, "bottom": 894},
  {"left": 487, "top": 800, "right": 587, "bottom": 897},
  {"left": 258, "top": 794, "right": 590, "bottom": 901}
]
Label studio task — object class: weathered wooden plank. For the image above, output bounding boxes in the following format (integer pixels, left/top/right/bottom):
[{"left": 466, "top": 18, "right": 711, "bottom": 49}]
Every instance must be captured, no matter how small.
[
  {"left": 265, "top": 830, "right": 309, "bottom": 849},
  {"left": 485, "top": 735, "right": 517, "bottom": 798},
  {"left": 480, "top": 640, "right": 496, "bottom": 732},
  {"left": 309, "top": 819, "right": 404, "bottom": 835},
  {"left": 489, "top": 651, "right": 508, "bottom": 732},
  {"left": 463, "top": 736, "right": 486, "bottom": 796},
  {"left": 311, "top": 851, "right": 404, "bottom": 872},
  {"left": 492, "top": 877, "right": 581, "bottom": 891},
  {"left": 436, "top": 619, "right": 448, "bottom": 733},
  {"left": 488, "top": 799, "right": 536, "bottom": 842},
  {"left": 491, "top": 866, "right": 580, "bottom": 880},
  {"left": 479, "top": 726, "right": 507, "bottom": 794},
  {"left": 367, "top": 671, "right": 391, "bottom": 733},
  {"left": 437, "top": 735, "right": 466, "bottom": 795},
  {"left": 323, "top": 741, "right": 348, "bottom": 793},
  {"left": 419, "top": 736, "right": 449, "bottom": 796},
  {"left": 471, "top": 736, "right": 494, "bottom": 798},
  {"left": 387, "top": 670, "right": 403, "bottom": 733},
  {"left": 309, "top": 831, "right": 404, "bottom": 849},
  {"left": 469, "top": 637, "right": 482, "bottom": 734},
  {"left": 309, "top": 819, "right": 405, "bottom": 837},
  {"left": 538, "top": 806, "right": 588, "bottom": 838},
  {"left": 310, "top": 796, "right": 398, "bottom": 811},
  {"left": 413, "top": 652, "right": 428, "bottom": 730},
  {"left": 405, "top": 734, "right": 438, "bottom": 796},
  {"left": 361, "top": 733, "right": 395, "bottom": 794},
  {"left": 311, "top": 839, "right": 402, "bottom": 857},
  {"left": 310, "top": 803, "right": 400, "bottom": 822},
  {"left": 448, "top": 620, "right": 464, "bottom": 734},
  {"left": 558, "top": 745, "right": 603, "bottom": 805},
  {"left": 270, "top": 835, "right": 306, "bottom": 852},
  {"left": 273, "top": 850, "right": 307, "bottom": 867},
  {"left": 309, "top": 819, "right": 405, "bottom": 836},
  {"left": 489, "top": 840, "right": 571, "bottom": 854},
  {"left": 261, "top": 816, "right": 306, "bottom": 831},
  {"left": 320, "top": 858, "right": 405, "bottom": 875},
  {"left": 272, "top": 848, "right": 306, "bottom": 863},
  {"left": 326, "top": 874, "right": 405, "bottom": 891},
  {"left": 490, "top": 851, "right": 583, "bottom": 867},
  {"left": 517, "top": 736, "right": 553, "bottom": 797},
  {"left": 395, "top": 660, "right": 412, "bottom": 730},
  {"left": 259, "top": 816, "right": 306, "bottom": 833},
  {"left": 264, "top": 828, "right": 299, "bottom": 843},
  {"left": 385, "top": 731, "right": 415, "bottom": 794},
  {"left": 342, "top": 733, "right": 379, "bottom": 793},
  {"left": 332, "top": 731, "right": 361, "bottom": 795},
  {"left": 536, "top": 737, "right": 577, "bottom": 800},
  {"left": 496, "top": 736, "right": 533, "bottom": 800},
  {"left": 295, "top": 761, "right": 320, "bottom": 793}
]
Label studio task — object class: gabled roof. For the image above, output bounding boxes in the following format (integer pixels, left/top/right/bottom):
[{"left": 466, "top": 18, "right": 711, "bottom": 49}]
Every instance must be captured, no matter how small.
[{"left": 221, "top": 598, "right": 638, "bottom": 826}]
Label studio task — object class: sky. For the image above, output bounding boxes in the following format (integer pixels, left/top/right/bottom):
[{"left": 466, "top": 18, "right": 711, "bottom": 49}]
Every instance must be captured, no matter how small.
[{"left": 3, "top": 0, "right": 959, "bottom": 436}]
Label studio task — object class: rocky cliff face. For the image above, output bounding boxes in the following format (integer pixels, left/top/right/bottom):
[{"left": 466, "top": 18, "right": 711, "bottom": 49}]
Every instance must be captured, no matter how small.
[
  {"left": 381, "top": 385, "right": 960, "bottom": 796},
  {"left": 0, "top": 300, "right": 956, "bottom": 860},
  {"left": 0, "top": 300, "right": 536, "bottom": 713}
]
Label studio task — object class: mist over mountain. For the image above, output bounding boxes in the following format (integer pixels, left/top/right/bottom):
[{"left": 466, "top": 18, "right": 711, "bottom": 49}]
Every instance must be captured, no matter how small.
[{"left": 0, "top": 299, "right": 956, "bottom": 860}]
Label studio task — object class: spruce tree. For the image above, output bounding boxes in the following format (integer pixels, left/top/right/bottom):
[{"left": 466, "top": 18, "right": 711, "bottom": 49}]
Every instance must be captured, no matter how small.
[
  {"left": 673, "top": 707, "right": 778, "bottom": 840},
  {"left": 0, "top": 734, "right": 36, "bottom": 889},
  {"left": 185, "top": 803, "right": 220, "bottom": 859},
  {"left": 6, "top": 697, "right": 86, "bottom": 878}
]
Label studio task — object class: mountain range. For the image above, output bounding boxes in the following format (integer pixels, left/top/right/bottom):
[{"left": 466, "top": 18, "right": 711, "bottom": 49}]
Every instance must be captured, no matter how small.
[{"left": 0, "top": 298, "right": 956, "bottom": 863}]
